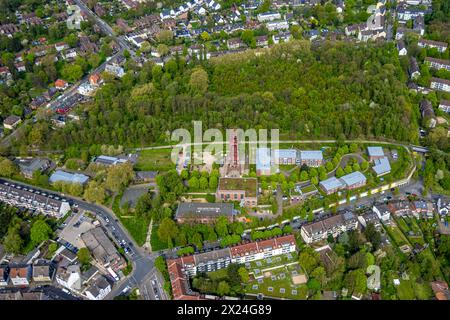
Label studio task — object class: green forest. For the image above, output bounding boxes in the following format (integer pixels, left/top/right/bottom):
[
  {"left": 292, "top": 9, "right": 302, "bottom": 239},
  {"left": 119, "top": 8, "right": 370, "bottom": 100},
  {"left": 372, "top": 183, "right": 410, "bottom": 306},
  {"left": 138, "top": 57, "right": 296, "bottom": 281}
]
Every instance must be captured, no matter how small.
[{"left": 7, "top": 40, "right": 419, "bottom": 155}]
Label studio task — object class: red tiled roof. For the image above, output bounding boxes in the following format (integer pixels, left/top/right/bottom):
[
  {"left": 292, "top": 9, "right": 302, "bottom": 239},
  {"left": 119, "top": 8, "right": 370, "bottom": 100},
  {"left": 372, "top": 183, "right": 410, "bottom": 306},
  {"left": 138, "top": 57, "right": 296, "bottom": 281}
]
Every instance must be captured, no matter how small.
[
  {"left": 274, "top": 234, "right": 296, "bottom": 246},
  {"left": 256, "top": 238, "right": 276, "bottom": 251},
  {"left": 9, "top": 267, "right": 28, "bottom": 278}
]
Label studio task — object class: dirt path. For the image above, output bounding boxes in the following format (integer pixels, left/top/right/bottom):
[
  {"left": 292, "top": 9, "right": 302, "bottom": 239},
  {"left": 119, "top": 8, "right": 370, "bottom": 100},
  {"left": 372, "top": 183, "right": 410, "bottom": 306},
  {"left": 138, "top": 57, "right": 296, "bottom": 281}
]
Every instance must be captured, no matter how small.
[{"left": 144, "top": 219, "right": 153, "bottom": 252}]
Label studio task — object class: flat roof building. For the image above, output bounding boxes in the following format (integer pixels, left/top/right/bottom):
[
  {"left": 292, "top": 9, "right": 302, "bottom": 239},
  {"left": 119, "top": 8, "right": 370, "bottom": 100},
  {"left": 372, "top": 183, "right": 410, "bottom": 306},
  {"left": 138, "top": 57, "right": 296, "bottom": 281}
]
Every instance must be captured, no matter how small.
[
  {"left": 319, "top": 176, "right": 344, "bottom": 194},
  {"left": 340, "top": 171, "right": 367, "bottom": 190},
  {"left": 49, "top": 170, "right": 89, "bottom": 185}
]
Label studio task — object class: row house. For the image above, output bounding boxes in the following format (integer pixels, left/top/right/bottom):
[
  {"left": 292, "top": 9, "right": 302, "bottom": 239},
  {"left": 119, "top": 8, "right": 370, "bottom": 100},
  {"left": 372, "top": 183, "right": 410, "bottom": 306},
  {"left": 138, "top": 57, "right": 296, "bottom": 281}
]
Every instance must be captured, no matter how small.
[
  {"left": 412, "top": 201, "right": 434, "bottom": 218},
  {"left": 256, "top": 35, "right": 269, "bottom": 47},
  {"left": 0, "top": 181, "right": 71, "bottom": 218},
  {"left": 358, "top": 29, "right": 386, "bottom": 42},
  {"left": 345, "top": 23, "right": 366, "bottom": 36},
  {"left": 0, "top": 24, "right": 20, "bottom": 37},
  {"left": 169, "top": 234, "right": 296, "bottom": 280},
  {"left": 438, "top": 100, "right": 450, "bottom": 113},
  {"left": 257, "top": 12, "right": 281, "bottom": 22},
  {"left": 395, "top": 27, "right": 421, "bottom": 40},
  {"left": 397, "top": 7, "right": 426, "bottom": 21},
  {"left": 301, "top": 212, "right": 358, "bottom": 244},
  {"left": 227, "top": 38, "right": 244, "bottom": 50},
  {"left": 431, "top": 77, "right": 450, "bottom": 93},
  {"left": 133, "top": 14, "right": 161, "bottom": 29},
  {"left": 413, "top": 16, "right": 425, "bottom": 36},
  {"left": 425, "top": 57, "right": 450, "bottom": 71},
  {"left": 409, "top": 57, "right": 420, "bottom": 79},
  {"left": 266, "top": 20, "right": 289, "bottom": 31}
]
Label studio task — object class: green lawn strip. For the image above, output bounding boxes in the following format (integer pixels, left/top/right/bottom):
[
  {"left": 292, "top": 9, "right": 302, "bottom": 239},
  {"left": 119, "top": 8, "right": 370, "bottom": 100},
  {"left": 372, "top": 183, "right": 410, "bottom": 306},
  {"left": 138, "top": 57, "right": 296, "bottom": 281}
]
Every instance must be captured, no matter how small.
[
  {"left": 135, "top": 149, "right": 175, "bottom": 171},
  {"left": 395, "top": 217, "right": 411, "bottom": 235}
]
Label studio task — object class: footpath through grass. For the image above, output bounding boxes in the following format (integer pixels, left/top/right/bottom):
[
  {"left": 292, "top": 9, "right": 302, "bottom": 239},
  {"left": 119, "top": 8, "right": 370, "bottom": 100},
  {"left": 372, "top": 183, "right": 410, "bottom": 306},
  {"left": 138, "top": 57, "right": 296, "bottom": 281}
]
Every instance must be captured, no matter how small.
[{"left": 135, "top": 149, "right": 175, "bottom": 171}]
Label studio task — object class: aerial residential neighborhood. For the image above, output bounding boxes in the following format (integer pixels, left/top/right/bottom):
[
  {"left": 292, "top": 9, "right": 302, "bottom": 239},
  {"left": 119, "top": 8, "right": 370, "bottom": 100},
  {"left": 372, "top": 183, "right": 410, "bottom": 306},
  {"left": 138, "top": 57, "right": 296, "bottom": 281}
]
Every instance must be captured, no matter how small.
[{"left": 0, "top": 0, "right": 449, "bottom": 308}]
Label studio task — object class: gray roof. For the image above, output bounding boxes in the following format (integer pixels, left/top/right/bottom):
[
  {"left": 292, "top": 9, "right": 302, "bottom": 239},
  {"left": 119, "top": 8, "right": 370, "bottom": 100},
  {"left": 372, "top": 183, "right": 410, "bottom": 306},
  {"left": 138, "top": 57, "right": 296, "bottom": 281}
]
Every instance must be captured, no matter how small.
[
  {"left": 14, "top": 158, "right": 50, "bottom": 175},
  {"left": 135, "top": 171, "right": 158, "bottom": 180},
  {"left": 300, "top": 150, "right": 323, "bottom": 161},
  {"left": 86, "top": 276, "right": 110, "bottom": 297},
  {"left": 373, "top": 157, "right": 391, "bottom": 176},
  {"left": 319, "top": 176, "right": 344, "bottom": 192},
  {"left": 194, "top": 248, "right": 231, "bottom": 265},
  {"left": 340, "top": 171, "right": 366, "bottom": 187},
  {"left": 176, "top": 202, "right": 234, "bottom": 219},
  {"left": 49, "top": 170, "right": 89, "bottom": 185},
  {"left": 81, "top": 265, "right": 99, "bottom": 282},
  {"left": 367, "top": 146, "right": 384, "bottom": 157},
  {"left": 93, "top": 155, "right": 127, "bottom": 166}
]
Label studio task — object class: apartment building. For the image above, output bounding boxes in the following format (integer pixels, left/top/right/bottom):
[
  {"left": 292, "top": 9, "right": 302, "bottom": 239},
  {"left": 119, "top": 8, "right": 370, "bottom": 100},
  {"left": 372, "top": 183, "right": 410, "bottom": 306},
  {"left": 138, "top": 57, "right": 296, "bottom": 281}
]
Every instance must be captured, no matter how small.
[
  {"left": 167, "top": 234, "right": 297, "bottom": 299},
  {"left": 418, "top": 39, "right": 448, "bottom": 53}
]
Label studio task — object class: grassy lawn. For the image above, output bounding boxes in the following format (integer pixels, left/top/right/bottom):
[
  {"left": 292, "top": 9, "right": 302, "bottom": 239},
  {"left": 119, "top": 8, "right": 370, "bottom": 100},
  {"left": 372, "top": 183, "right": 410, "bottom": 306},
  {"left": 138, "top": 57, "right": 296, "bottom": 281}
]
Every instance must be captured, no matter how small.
[
  {"left": 120, "top": 216, "right": 150, "bottom": 246},
  {"left": 245, "top": 263, "right": 306, "bottom": 300},
  {"left": 301, "top": 185, "right": 317, "bottom": 194},
  {"left": 135, "top": 149, "right": 175, "bottom": 171},
  {"left": 207, "top": 268, "right": 229, "bottom": 281},
  {"left": 113, "top": 195, "right": 151, "bottom": 246}
]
